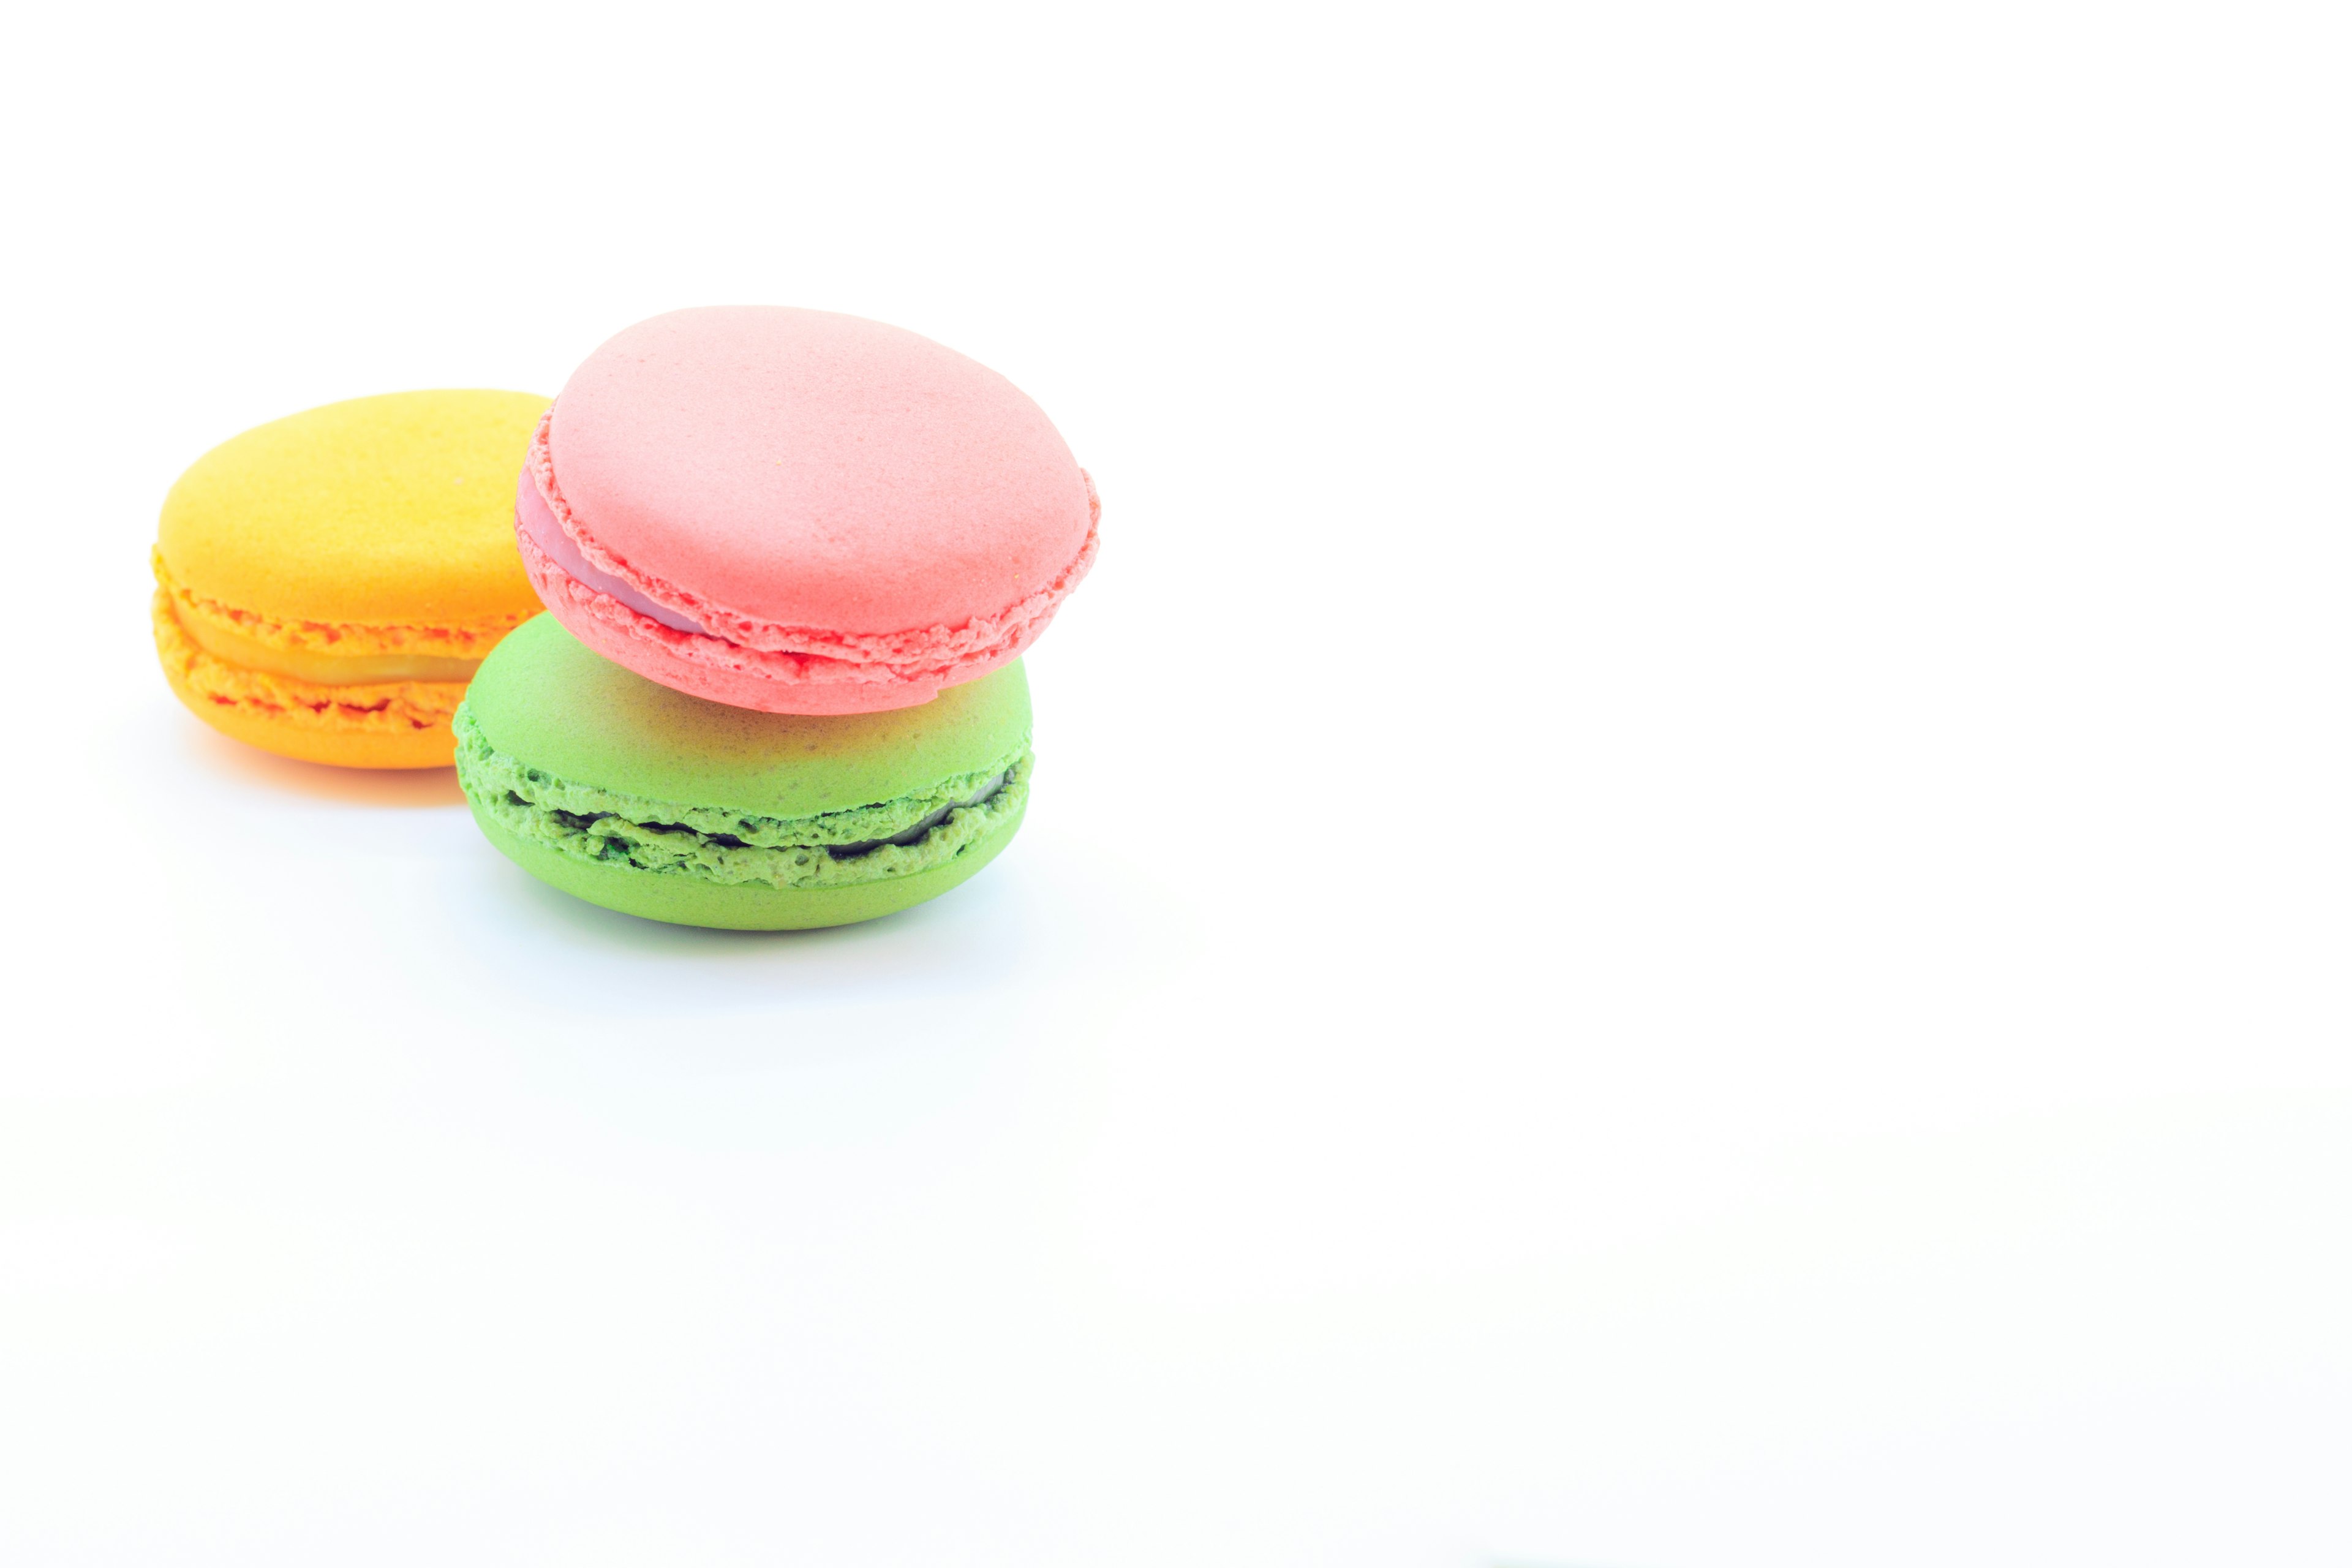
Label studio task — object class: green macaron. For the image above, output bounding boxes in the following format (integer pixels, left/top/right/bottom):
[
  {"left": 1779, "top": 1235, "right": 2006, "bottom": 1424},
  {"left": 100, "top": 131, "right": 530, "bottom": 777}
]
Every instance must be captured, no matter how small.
[{"left": 454, "top": 616, "right": 1032, "bottom": 929}]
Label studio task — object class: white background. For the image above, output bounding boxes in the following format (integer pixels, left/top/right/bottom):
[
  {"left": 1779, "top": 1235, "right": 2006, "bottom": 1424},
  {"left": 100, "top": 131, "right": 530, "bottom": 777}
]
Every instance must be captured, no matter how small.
[{"left": 1, "top": 4, "right": 2346, "bottom": 1564}]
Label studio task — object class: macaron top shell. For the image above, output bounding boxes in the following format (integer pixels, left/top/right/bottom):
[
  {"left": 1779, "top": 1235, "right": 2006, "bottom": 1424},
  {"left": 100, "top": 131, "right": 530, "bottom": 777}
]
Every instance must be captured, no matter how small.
[
  {"left": 159, "top": 390, "right": 549, "bottom": 628},
  {"left": 544, "top": 307, "right": 1095, "bottom": 635},
  {"left": 461, "top": 612, "right": 1033, "bottom": 820}
]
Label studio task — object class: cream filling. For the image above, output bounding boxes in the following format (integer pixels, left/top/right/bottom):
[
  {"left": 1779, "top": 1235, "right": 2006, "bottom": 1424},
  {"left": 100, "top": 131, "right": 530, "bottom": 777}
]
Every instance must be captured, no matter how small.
[{"left": 174, "top": 605, "right": 483, "bottom": 685}]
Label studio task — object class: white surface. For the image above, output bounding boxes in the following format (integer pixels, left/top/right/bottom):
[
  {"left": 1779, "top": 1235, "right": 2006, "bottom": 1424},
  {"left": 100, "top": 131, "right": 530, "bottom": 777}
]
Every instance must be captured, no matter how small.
[{"left": 2, "top": 4, "right": 2348, "bottom": 1564}]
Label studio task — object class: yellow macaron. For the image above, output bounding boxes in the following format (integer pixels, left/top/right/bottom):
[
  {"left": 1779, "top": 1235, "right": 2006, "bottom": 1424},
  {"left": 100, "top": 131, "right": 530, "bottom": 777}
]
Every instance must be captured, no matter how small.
[{"left": 153, "top": 390, "right": 549, "bottom": 768}]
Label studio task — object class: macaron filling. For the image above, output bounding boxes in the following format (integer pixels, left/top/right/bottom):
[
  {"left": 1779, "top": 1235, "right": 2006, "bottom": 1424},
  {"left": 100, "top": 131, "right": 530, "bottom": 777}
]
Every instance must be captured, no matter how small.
[
  {"left": 826, "top": 772, "right": 1007, "bottom": 858},
  {"left": 149, "top": 546, "right": 525, "bottom": 739},
  {"left": 513, "top": 469, "right": 703, "bottom": 635},
  {"left": 453, "top": 704, "right": 1031, "bottom": 892},
  {"left": 151, "top": 590, "right": 474, "bottom": 736},
  {"left": 171, "top": 603, "right": 485, "bottom": 685},
  {"left": 519, "top": 409, "right": 1099, "bottom": 692},
  {"left": 153, "top": 549, "right": 518, "bottom": 683}
]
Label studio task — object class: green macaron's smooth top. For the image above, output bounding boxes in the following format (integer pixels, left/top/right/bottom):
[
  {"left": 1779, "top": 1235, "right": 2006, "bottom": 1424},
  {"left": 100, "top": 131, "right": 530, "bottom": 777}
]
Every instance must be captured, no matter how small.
[{"left": 462, "top": 614, "right": 1032, "bottom": 818}]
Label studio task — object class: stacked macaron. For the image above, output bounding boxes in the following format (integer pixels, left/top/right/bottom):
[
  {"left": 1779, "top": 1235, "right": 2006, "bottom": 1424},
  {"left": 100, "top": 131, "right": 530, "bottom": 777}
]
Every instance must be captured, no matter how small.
[
  {"left": 152, "top": 308, "right": 1095, "bottom": 930},
  {"left": 511, "top": 307, "right": 1096, "bottom": 715},
  {"left": 460, "top": 307, "right": 1096, "bottom": 928}
]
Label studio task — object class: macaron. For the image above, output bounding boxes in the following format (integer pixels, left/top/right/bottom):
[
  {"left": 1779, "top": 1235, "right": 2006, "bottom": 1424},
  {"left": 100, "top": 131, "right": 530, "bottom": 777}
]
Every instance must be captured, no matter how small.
[
  {"left": 517, "top": 306, "right": 1098, "bottom": 715},
  {"left": 154, "top": 390, "right": 551, "bottom": 768},
  {"left": 454, "top": 614, "right": 1033, "bottom": 929}
]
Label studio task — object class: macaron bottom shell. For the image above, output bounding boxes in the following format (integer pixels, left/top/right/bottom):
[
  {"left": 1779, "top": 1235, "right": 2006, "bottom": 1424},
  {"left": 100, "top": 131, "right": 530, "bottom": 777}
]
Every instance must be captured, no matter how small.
[
  {"left": 166, "top": 678, "right": 464, "bottom": 768},
  {"left": 470, "top": 796, "right": 1025, "bottom": 930}
]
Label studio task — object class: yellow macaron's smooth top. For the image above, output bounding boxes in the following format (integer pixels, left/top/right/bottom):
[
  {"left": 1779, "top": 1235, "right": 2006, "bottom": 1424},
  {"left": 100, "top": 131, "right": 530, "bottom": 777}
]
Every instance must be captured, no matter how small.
[{"left": 157, "top": 389, "right": 551, "bottom": 632}]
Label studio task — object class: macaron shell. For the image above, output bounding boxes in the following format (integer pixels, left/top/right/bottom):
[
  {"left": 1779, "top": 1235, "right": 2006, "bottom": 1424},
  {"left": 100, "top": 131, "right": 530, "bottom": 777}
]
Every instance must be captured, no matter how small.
[
  {"left": 547, "top": 307, "right": 1094, "bottom": 633},
  {"left": 158, "top": 390, "right": 550, "bottom": 628},
  {"left": 470, "top": 794, "right": 1025, "bottom": 929},
  {"left": 461, "top": 615, "right": 1033, "bottom": 820}
]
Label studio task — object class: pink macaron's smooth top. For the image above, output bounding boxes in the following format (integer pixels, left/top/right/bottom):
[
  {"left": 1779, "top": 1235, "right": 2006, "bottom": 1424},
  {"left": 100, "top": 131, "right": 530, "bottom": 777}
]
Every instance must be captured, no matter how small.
[{"left": 546, "top": 307, "right": 1095, "bottom": 635}]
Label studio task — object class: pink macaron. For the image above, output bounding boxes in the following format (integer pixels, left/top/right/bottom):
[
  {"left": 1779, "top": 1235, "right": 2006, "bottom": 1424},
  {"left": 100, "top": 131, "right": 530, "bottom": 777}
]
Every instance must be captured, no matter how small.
[{"left": 516, "top": 306, "right": 1099, "bottom": 715}]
